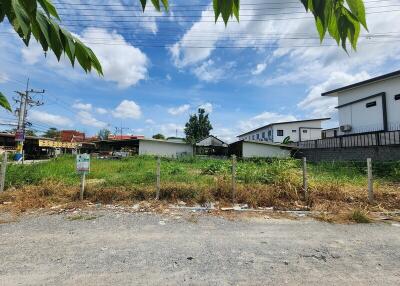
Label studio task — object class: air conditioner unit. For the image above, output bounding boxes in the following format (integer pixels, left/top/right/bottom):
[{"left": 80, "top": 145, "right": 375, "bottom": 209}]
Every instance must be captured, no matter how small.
[{"left": 340, "top": 125, "right": 352, "bottom": 132}]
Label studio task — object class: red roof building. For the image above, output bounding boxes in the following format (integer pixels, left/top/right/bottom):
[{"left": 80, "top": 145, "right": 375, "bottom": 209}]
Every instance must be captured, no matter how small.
[{"left": 60, "top": 130, "right": 85, "bottom": 142}]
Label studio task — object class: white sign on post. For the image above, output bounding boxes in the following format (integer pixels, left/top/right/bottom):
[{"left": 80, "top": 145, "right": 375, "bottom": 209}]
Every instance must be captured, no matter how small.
[
  {"left": 77, "top": 154, "right": 90, "bottom": 200},
  {"left": 76, "top": 153, "right": 90, "bottom": 173}
]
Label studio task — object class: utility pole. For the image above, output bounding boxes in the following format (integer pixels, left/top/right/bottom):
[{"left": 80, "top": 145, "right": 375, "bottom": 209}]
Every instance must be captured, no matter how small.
[
  {"left": 14, "top": 78, "right": 45, "bottom": 162},
  {"left": 114, "top": 124, "right": 129, "bottom": 139}
]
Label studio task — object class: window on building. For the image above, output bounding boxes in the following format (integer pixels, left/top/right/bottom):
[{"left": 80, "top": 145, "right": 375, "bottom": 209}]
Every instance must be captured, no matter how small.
[
  {"left": 277, "top": 130, "right": 284, "bottom": 136},
  {"left": 292, "top": 130, "right": 297, "bottom": 133},
  {"left": 302, "top": 130, "right": 308, "bottom": 133},
  {"left": 395, "top": 94, "right": 400, "bottom": 101},
  {"left": 256, "top": 134, "right": 260, "bottom": 140},
  {"left": 268, "top": 130, "right": 272, "bottom": 137},
  {"left": 252, "top": 135, "right": 255, "bottom": 140},
  {"left": 366, "top": 101, "right": 377, "bottom": 108},
  {"left": 262, "top": 132, "right": 265, "bottom": 138}
]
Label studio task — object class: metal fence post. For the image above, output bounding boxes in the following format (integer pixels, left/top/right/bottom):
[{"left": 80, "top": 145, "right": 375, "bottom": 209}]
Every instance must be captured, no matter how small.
[
  {"left": 302, "top": 157, "right": 308, "bottom": 201},
  {"left": 231, "top": 155, "right": 237, "bottom": 204},
  {"left": 0, "top": 152, "right": 7, "bottom": 192},
  {"left": 156, "top": 157, "right": 161, "bottom": 200},
  {"left": 80, "top": 172, "right": 86, "bottom": 201},
  {"left": 367, "top": 158, "right": 374, "bottom": 203}
]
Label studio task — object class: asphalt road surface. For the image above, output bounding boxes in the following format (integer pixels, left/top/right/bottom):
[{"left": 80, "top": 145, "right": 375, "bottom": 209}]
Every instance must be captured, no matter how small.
[{"left": 1, "top": 210, "right": 399, "bottom": 285}]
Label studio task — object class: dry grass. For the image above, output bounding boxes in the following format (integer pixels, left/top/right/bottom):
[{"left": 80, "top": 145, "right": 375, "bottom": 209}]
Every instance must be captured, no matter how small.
[{"left": 1, "top": 176, "right": 399, "bottom": 219}]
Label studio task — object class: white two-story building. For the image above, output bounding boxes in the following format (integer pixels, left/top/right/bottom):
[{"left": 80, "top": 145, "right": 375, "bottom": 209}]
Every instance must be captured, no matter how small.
[
  {"left": 322, "top": 70, "right": 400, "bottom": 135},
  {"left": 237, "top": 118, "right": 330, "bottom": 143}
]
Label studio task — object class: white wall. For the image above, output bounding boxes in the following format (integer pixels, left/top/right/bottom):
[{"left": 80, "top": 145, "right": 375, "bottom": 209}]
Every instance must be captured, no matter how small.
[
  {"left": 335, "top": 76, "right": 400, "bottom": 134},
  {"left": 239, "top": 121, "right": 323, "bottom": 143},
  {"left": 242, "top": 142, "right": 291, "bottom": 158},
  {"left": 139, "top": 140, "right": 193, "bottom": 158}
]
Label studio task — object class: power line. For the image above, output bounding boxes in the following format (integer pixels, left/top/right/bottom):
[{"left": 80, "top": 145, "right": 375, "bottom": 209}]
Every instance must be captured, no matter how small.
[
  {"left": 52, "top": 0, "right": 394, "bottom": 8},
  {"left": 57, "top": 4, "right": 400, "bottom": 14}
]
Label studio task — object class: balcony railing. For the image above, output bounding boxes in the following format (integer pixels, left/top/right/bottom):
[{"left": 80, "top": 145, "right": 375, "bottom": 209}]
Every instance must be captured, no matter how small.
[{"left": 296, "top": 130, "right": 400, "bottom": 149}]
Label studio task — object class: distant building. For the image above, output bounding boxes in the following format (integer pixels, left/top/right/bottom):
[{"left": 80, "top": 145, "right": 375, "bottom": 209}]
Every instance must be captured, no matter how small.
[
  {"left": 196, "top": 135, "right": 228, "bottom": 156},
  {"left": 229, "top": 140, "right": 296, "bottom": 158},
  {"left": 108, "top": 134, "right": 145, "bottom": 140},
  {"left": 237, "top": 118, "right": 330, "bottom": 143},
  {"left": 166, "top": 137, "right": 186, "bottom": 143},
  {"left": 60, "top": 130, "right": 85, "bottom": 142},
  {"left": 94, "top": 138, "right": 193, "bottom": 158},
  {"left": 322, "top": 70, "right": 400, "bottom": 135},
  {"left": 322, "top": 127, "right": 339, "bottom": 139}
]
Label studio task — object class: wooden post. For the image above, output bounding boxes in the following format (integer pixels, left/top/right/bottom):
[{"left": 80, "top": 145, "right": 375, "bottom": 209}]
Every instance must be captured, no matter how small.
[
  {"left": 367, "top": 158, "right": 374, "bottom": 203},
  {"left": 231, "top": 155, "right": 237, "bottom": 204},
  {"left": 302, "top": 157, "right": 308, "bottom": 201},
  {"left": 156, "top": 157, "right": 161, "bottom": 200},
  {"left": 80, "top": 172, "right": 86, "bottom": 201},
  {"left": 0, "top": 152, "right": 7, "bottom": 192}
]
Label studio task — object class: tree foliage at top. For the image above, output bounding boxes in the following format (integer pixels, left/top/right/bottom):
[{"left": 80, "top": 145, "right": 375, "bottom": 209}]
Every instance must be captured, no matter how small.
[
  {"left": 43, "top": 127, "right": 59, "bottom": 139},
  {"left": 98, "top": 128, "right": 111, "bottom": 140},
  {"left": 0, "top": 0, "right": 102, "bottom": 75},
  {"left": 152, "top": 133, "right": 165, "bottom": 140},
  {"left": 184, "top": 108, "right": 213, "bottom": 144}
]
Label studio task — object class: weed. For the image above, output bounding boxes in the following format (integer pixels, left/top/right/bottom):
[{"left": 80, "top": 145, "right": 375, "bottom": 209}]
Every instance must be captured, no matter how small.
[{"left": 350, "top": 209, "right": 371, "bottom": 223}]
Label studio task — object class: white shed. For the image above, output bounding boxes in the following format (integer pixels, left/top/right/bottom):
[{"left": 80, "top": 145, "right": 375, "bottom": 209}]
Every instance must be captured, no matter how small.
[
  {"left": 138, "top": 139, "right": 193, "bottom": 158},
  {"left": 229, "top": 140, "right": 295, "bottom": 158}
]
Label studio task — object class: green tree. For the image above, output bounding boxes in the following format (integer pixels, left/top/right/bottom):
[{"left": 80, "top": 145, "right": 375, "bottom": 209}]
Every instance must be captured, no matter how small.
[
  {"left": 0, "top": 0, "right": 368, "bottom": 111},
  {"left": 43, "top": 127, "right": 59, "bottom": 139},
  {"left": 98, "top": 128, "right": 111, "bottom": 140},
  {"left": 152, "top": 133, "right": 165, "bottom": 140},
  {"left": 184, "top": 108, "right": 213, "bottom": 144},
  {"left": 25, "top": 129, "right": 37, "bottom": 137}
]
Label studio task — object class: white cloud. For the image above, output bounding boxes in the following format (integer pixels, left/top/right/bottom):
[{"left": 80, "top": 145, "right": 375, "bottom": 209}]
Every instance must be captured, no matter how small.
[
  {"left": 20, "top": 28, "right": 149, "bottom": 88},
  {"left": 252, "top": 63, "right": 267, "bottom": 75},
  {"left": 0, "top": 72, "right": 8, "bottom": 83},
  {"left": 29, "top": 110, "right": 73, "bottom": 127},
  {"left": 21, "top": 43, "right": 44, "bottom": 65},
  {"left": 192, "top": 60, "right": 227, "bottom": 82},
  {"left": 166, "top": 74, "right": 172, "bottom": 81},
  {"left": 239, "top": 112, "right": 297, "bottom": 132},
  {"left": 112, "top": 100, "right": 142, "bottom": 119},
  {"left": 78, "top": 110, "right": 108, "bottom": 128},
  {"left": 199, "top": 102, "right": 213, "bottom": 113},
  {"left": 213, "top": 127, "right": 236, "bottom": 143},
  {"left": 96, "top": 107, "right": 108, "bottom": 115},
  {"left": 160, "top": 123, "right": 184, "bottom": 137},
  {"left": 72, "top": 102, "right": 92, "bottom": 111},
  {"left": 298, "top": 71, "right": 371, "bottom": 117},
  {"left": 145, "top": 119, "right": 155, "bottom": 125},
  {"left": 80, "top": 28, "right": 149, "bottom": 88},
  {"left": 168, "top": 104, "right": 190, "bottom": 116}
]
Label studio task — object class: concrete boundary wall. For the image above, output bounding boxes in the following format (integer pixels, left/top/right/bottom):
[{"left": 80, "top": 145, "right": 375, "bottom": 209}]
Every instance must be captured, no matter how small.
[{"left": 295, "top": 146, "right": 400, "bottom": 162}]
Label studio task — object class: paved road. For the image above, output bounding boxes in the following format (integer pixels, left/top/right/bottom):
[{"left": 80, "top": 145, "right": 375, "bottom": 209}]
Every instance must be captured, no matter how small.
[{"left": 0, "top": 210, "right": 399, "bottom": 285}]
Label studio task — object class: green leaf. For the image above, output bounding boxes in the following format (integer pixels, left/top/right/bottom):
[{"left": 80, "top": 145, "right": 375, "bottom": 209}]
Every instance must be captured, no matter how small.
[
  {"left": 48, "top": 19, "right": 62, "bottom": 60},
  {"left": 35, "top": 11, "right": 51, "bottom": 47},
  {"left": 0, "top": 5, "right": 5, "bottom": 22},
  {"left": 139, "top": 0, "right": 147, "bottom": 11},
  {"left": 37, "top": 0, "right": 60, "bottom": 20},
  {"left": 346, "top": 0, "right": 367, "bottom": 30},
  {"left": 0, "top": 92, "right": 12, "bottom": 112},
  {"left": 232, "top": 0, "right": 239, "bottom": 21},
  {"left": 11, "top": 0, "right": 30, "bottom": 38},
  {"left": 160, "top": 0, "right": 169, "bottom": 11},
  {"left": 59, "top": 28, "right": 76, "bottom": 66},
  {"left": 213, "top": 0, "right": 220, "bottom": 22},
  {"left": 221, "top": 0, "right": 233, "bottom": 26},
  {"left": 151, "top": 0, "right": 160, "bottom": 11}
]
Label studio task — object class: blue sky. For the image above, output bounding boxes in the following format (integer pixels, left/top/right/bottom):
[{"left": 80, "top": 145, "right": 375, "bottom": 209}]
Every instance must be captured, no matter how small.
[{"left": 1, "top": 0, "right": 400, "bottom": 142}]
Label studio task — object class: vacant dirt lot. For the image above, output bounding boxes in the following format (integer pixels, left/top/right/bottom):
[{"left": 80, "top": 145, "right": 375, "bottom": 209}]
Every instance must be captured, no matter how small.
[{"left": 1, "top": 210, "right": 399, "bottom": 285}]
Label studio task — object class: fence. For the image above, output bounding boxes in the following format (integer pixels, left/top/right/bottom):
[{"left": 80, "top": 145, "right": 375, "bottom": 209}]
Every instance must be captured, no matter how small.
[{"left": 297, "top": 130, "right": 400, "bottom": 149}]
